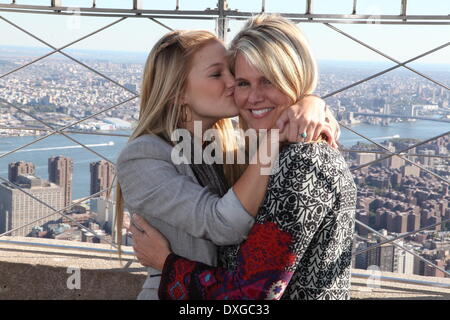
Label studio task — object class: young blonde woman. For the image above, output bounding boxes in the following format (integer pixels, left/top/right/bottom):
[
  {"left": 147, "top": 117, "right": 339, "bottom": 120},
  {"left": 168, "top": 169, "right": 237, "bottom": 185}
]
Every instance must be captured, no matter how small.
[
  {"left": 116, "top": 22, "right": 339, "bottom": 300},
  {"left": 129, "top": 14, "right": 357, "bottom": 300}
]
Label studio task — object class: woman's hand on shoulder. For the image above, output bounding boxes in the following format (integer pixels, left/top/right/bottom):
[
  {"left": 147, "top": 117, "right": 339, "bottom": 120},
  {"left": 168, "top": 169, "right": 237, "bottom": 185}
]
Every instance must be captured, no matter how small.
[
  {"left": 128, "top": 214, "right": 171, "bottom": 271},
  {"left": 275, "top": 95, "right": 339, "bottom": 149}
]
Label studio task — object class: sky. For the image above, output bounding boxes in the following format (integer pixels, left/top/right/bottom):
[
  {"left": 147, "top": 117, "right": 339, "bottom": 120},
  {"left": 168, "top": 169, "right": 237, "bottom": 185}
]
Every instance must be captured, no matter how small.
[{"left": 0, "top": 0, "right": 449, "bottom": 64}]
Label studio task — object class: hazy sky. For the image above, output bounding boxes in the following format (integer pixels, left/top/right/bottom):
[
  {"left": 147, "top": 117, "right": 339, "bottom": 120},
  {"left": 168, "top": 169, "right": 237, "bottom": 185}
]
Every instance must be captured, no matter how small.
[{"left": 0, "top": 0, "right": 449, "bottom": 63}]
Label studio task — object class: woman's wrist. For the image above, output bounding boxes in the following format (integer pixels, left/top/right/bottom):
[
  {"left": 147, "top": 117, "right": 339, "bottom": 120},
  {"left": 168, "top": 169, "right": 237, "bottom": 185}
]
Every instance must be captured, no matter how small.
[{"left": 155, "top": 250, "right": 171, "bottom": 271}]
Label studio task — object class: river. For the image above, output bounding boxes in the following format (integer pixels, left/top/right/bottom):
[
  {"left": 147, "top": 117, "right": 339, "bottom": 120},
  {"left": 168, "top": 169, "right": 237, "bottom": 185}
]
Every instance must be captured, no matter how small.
[{"left": 0, "top": 120, "right": 448, "bottom": 200}]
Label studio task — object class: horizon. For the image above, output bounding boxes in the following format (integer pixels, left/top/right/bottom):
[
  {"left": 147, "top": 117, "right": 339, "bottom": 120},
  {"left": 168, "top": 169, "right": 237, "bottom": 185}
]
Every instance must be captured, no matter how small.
[{"left": 1, "top": 44, "right": 450, "bottom": 69}]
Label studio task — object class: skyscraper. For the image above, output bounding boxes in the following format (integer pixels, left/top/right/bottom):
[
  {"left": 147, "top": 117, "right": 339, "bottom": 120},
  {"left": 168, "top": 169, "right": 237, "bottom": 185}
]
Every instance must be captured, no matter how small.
[
  {"left": 8, "top": 161, "right": 35, "bottom": 183},
  {"left": 90, "top": 160, "right": 115, "bottom": 199},
  {"left": 0, "top": 175, "right": 64, "bottom": 237},
  {"left": 48, "top": 156, "right": 73, "bottom": 207}
]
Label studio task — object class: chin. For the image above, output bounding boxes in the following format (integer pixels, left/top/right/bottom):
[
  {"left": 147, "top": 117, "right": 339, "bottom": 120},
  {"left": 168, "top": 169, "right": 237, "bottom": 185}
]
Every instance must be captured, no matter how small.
[{"left": 247, "top": 120, "right": 273, "bottom": 132}]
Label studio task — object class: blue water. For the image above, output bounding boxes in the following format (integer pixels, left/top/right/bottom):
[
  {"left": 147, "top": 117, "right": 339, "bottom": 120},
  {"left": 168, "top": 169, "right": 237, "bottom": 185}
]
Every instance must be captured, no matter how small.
[
  {"left": 340, "top": 120, "right": 449, "bottom": 146},
  {"left": 0, "top": 121, "right": 448, "bottom": 200},
  {"left": 0, "top": 131, "right": 129, "bottom": 200}
]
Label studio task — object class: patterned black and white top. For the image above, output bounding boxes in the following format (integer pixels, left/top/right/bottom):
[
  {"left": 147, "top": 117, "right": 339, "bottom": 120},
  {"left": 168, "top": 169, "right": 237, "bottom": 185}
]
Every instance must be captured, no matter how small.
[{"left": 159, "top": 142, "right": 357, "bottom": 300}]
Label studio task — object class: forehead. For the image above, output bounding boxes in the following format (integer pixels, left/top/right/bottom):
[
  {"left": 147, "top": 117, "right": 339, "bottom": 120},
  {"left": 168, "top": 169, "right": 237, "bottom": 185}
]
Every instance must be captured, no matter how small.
[
  {"left": 191, "top": 40, "right": 227, "bottom": 69},
  {"left": 234, "top": 53, "right": 264, "bottom": 79}
]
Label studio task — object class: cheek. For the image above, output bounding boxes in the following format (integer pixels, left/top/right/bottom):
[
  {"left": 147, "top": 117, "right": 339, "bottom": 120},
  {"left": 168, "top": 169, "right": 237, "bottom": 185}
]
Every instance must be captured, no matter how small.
[
  {"left": 268, "top": 89, "right": 290, "bottom": 107},
  {"left": 233, "top": 89, "right": 247, "bottom": 108}
]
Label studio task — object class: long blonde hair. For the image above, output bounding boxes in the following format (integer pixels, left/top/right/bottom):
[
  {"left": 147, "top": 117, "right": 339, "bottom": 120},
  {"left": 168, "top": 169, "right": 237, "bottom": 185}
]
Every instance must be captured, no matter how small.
[{"left": 115, "top": 30, "right": 242, "bottom": 253}]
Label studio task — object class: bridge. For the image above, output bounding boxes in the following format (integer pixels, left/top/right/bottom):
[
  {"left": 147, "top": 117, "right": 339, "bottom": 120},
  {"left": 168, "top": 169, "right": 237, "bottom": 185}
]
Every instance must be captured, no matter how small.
[{"left": 352, "top": 112, "right": 450, "bottom": 123}]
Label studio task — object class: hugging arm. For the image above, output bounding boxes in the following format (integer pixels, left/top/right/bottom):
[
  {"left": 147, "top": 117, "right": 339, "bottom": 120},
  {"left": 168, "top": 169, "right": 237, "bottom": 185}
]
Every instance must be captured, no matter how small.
[
  {"left": 277, "top": 95, "right": 340, "bottom": 148},
  {"left": 117, "top": 137, "right": 255, "bottom": 246},
  {"left": 157, "top": 143, "right": 337, "bottom": 300},
  {"left": 120, "top": 98, "right": 334, "bottom": 247}
]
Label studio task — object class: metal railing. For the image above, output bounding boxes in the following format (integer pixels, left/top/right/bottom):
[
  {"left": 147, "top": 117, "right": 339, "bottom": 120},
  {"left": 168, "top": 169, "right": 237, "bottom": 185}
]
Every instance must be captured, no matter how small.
[{"left": 0, "top": 0, "right": 449, "bottom": 280}]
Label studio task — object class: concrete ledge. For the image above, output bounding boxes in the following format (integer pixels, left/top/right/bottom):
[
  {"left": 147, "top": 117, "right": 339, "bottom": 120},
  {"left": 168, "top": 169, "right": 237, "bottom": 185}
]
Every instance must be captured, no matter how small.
[
  {"left": 1, "top": 237, "right": 449, "bottom": 300},
  {"left": 350, "top": 269, "right": 450, "bottom": 300},
  {"left": 0, "top": 237, "right": 147, "bottom": 300}
]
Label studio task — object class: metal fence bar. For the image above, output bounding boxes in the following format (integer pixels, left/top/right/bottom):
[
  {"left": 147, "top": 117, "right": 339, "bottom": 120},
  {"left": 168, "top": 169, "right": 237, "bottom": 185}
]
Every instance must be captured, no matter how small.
[
  {"left": 341, "top": 149, "right": 450, "bottom": 160},
  {"left": 0, "top": 98, "right": 115, "bottom": 165},
  {"left": 0, "top": 17, "right": 127, "bottom": 80},
  {"left": 353, "top": 218, "right": 450, "bottom": 257},
  {"left": 342, "top": 124, "right": 449, "bottom": 185},
  {"left": 0, "top": 15, "right": 139, "bottom": 97},
  {"left": 322, "top": 41, "right": 450, "bottom": 99},
  {"left": 0, "top": 179, "right": 115, "bottom": 238},
  {"left": 1, "top": 4, "right": 449, "bottom": 24},
  {"left": 148, "top": 17, "right": 174, "bottom": 31},
  {"left": 0, "top": 96, "right": 137, "bottom": 160},
  {"left": 323, "top": 23, "right": 450, "bottom": 91},
  {"left": 0, "top": 175, "right": 116, "bottom": 247},
  {"left": 0, "top": 126, "right": 131, "bottom": 137},
  {"left": 354, "top": 219, "right": 450, "bottom": 277},
  {"left": 352, "top": 131, "right": 450, "bottom": 171}
]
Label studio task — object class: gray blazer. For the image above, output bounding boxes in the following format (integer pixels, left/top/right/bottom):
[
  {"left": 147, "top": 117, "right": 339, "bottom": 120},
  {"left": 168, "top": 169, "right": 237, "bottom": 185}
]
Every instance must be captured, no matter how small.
[{"left": 116, "top": 134, "right": 254, "bottom": 299}]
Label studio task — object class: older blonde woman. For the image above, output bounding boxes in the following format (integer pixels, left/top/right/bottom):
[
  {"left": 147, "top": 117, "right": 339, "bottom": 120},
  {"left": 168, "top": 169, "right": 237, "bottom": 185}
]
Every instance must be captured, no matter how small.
[
  {"left": 116, "top": 23, "right": 339, "bottom": 299},
  {"left": 130, "top": 14, "right": 357, "bottom": 300}
]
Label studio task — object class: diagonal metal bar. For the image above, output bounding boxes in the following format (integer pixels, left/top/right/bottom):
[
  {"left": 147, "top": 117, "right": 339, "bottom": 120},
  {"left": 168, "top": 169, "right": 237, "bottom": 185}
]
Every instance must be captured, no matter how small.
[
  {"left": 0, "top": 97, "right": 115, "bottom": 165},
  {"left": 342, "top": 124, "right": 449, "bottom": 185},
  {"left": 0, "top": 175, "right": 116, "bottom": 247},
  {"left": 0, "top": 15, "right": 138, "bottom": 97},
  {"left": 0, "top": 126, "right": 131, "bottom": 137},
  {"left": 323, "top": 23, "right": 450, "bottom": 91},
  {"left": 353, "top": 217, "right": 450, "bottom": 257},
  {"left": 0, "top": 17, "right": 127, "bottom": 80},
  {"left": 341, "top": 149, "right": 450, "bottom": 159},
  {"left": 0, "top": 95, "right": 137, "bottom": 161},
  {"left": 0, "top": 181, "right": 116, "bottom": 240},
  {"left": 351, "top": 131, "right": 450, "bottom": 171},
  {"left": 148, "top": 17, "right": 174, "bottom": 31},
  {"left": 354, "top": 219, "right": 450, "bottom": 277},
  {"left": 322, "top": 41, "right": 450, "bottom": 98}
]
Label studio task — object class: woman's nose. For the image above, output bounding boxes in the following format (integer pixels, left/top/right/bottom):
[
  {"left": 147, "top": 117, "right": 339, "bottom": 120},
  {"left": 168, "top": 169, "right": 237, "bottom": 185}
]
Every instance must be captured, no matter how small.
[{"left": 248, "top": 87, "right": 264, "bottom": 105}]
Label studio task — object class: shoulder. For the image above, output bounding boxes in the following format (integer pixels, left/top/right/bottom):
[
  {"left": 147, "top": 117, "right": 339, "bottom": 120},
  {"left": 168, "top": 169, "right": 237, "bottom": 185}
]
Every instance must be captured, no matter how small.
[
  {"left": 117, "top": 134, "right": 174, "bottom": 166},
  {"left": 277, "top": 141, "right": 347, "bottom": 175},
  {"left": 270, "top": 142, "right": 354, "bottom": 205}
]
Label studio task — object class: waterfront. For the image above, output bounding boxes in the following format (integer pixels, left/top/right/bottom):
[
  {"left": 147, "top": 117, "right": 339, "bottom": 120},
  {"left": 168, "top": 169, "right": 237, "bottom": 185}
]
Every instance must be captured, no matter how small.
[{"left": 0, "top": 120, "right": 448, "bottom": 200}]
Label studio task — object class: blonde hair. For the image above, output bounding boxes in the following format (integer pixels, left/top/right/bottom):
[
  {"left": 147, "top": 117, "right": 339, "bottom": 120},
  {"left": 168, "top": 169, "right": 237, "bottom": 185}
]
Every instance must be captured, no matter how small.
[
  {"left": 229, "top": 14, "right": 318, "bottom": 105},
  {"left": 229, "top": 14, "right": 324, "bottom": 157},
  {"left": 115, "top": 30, "right": 242, "bottom": 255}
]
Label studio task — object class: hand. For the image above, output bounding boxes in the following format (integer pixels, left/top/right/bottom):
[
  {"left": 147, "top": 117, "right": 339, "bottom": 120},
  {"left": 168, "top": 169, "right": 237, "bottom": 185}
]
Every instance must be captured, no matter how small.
[
  {"left": 325, "top": 106, "right": 340, "bottom": 144},
  {"left": 275, "top": 95, "right": 338, "bottom": 148},
  {"left": 128, "top": 214, "right": 171, "bottom": 271}
]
